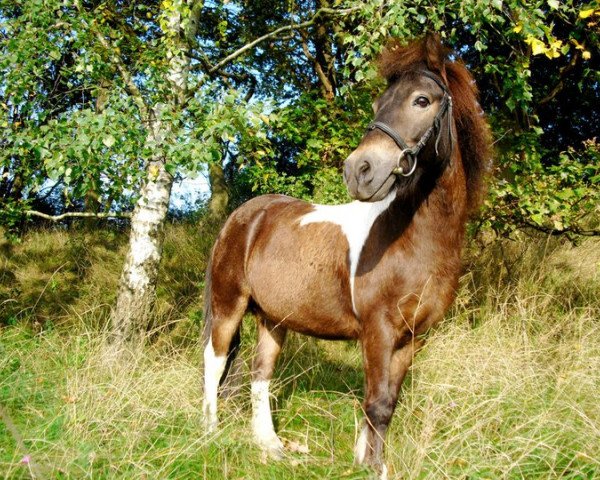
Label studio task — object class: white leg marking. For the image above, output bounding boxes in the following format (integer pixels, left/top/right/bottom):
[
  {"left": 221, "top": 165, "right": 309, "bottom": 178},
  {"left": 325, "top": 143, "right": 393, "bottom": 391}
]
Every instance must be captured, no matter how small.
[
  {"left": 380, "top": 464, "right": 388, "bottom": 480},
  {"left": 203, "top": 337, "right": 227, "bottom": 432},
  {"left": 299, "top": 191, "right": 396, "bottom": 315},
  {"left": 354, "top": 423, "right": 370, "bottom": 464},
  {"left": 251, "top": 380, "right": 283, "bottom": 453}
]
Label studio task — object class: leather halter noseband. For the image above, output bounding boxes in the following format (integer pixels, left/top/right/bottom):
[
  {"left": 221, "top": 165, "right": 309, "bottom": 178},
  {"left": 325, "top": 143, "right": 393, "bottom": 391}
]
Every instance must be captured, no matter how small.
[{"left": 367, "top": 70, "right": 454, "bottom": 177}]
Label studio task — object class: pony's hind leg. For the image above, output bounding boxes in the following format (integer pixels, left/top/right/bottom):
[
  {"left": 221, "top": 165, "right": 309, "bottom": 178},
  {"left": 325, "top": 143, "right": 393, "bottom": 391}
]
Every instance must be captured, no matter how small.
[
  {"left": 203, "top": 335, "right": 228, "bottom": 432},
  {"left": 251, "top": 317, "right": 287, "bottom": 456},
  {"left": 202, "top": 290, "right": 249, "bottom": 433}
]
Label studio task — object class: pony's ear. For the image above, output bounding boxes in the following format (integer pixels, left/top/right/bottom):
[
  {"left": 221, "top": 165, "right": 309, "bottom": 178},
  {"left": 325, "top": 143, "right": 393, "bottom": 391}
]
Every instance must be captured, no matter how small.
[{"left": 424, "top": 33, "right": 448, "bottom": 79}]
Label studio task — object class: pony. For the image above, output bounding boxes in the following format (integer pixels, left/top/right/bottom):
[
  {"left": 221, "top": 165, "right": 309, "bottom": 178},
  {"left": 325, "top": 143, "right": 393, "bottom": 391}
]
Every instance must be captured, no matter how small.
[{"left": 202, "top": 33, "right": 491, "bottom": 477}]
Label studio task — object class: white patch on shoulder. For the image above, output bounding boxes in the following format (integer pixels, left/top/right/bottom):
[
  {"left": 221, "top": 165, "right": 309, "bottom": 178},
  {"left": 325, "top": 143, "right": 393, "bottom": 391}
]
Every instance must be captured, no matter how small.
[{"left": 299, "top": 191, "right": 396, "bottom": 315}]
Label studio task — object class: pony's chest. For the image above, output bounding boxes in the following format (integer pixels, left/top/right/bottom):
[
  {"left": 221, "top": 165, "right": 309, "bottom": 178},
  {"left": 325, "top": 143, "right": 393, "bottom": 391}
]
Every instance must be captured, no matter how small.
[{"left": 353, "top": 245, "right": 461, "bottom": 333}]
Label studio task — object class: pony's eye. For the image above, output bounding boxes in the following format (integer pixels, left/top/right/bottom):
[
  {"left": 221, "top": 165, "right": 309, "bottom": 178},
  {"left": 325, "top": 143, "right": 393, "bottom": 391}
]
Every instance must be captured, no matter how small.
[{"left": 415, "top": 96, "right": 430, "bottom": 108}]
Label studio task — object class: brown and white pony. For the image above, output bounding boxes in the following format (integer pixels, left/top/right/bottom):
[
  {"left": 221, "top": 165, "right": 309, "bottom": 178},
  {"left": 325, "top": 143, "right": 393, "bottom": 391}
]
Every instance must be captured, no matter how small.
[{"left": 202, "top": 34, "right": 491, "bottom": 477}]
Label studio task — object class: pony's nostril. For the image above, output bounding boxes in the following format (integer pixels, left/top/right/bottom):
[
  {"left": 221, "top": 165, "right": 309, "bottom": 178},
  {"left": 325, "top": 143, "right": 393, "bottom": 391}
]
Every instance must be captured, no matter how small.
[
  {"left": 356, "top": 160, "right": 374, "bottom": 186},
  {"left": 358, "top": 160, "right": 371, "bottom": 176}
]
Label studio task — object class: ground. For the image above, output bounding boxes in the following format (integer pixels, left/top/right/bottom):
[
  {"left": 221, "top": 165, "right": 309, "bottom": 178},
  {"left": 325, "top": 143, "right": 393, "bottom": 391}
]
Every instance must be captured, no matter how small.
[{"left": 1, "top": 226, "right": 599, "bottom": 479}]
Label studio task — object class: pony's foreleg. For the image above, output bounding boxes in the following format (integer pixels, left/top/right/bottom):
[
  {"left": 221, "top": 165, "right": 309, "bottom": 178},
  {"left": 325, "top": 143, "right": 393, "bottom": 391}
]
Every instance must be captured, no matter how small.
[
  {"left": 355, "top": 325, "right": 398, "bottom": 478},
  {"left": 387, "top": 338, "right": 424, "bottom": 404},
  {"left": 251, "top": 317, "right": 287, "bottom": 456},
  {"left": 355, "top": 336, "right": 424, "bottom": 479}
]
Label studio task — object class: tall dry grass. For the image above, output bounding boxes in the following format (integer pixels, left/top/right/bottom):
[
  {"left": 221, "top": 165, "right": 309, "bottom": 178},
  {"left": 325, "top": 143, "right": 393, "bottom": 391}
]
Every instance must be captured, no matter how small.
[{"left": 1, "top": 227, "right": 599, "bottom": 479}]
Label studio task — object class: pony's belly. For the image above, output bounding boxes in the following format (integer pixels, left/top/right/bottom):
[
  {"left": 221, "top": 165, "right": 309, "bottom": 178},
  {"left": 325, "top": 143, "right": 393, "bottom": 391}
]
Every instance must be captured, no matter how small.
[
  {"left": 246, "top": 207, "right": 359, "bottom": 340},
  {"left": 257, "top": 303, "right": 360, "bottom": 340},
  {"left": 247, "top": 261, "right": 359, "bottom": 340}
]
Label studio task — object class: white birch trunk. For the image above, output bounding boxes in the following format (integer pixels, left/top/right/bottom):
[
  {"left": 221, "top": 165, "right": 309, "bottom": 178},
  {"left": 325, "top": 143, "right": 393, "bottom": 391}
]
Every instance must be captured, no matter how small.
[
  {"left": 109, "top": 1, "right": 199, "bottom": 345},
  {"left": 110, "top": 148, "right": 173, "bottom": 343}
]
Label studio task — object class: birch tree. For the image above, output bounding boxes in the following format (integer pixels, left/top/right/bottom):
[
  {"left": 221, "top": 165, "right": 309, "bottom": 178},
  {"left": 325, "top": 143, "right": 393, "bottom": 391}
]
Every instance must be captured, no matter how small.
[
  {"left": 88, "top": 0, "right": 274, "bottom": 344},
  {"left": 1, "top": 0, "right": 360, "bottom": 346},
  {"left": 106, "top": 1, "right": 199, "bottom": 343}
]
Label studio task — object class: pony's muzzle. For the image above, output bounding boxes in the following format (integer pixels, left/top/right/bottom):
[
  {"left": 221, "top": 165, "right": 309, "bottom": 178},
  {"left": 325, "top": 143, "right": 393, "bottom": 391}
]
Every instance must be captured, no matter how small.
[
  {"left": 344, "top": 150, "right": 396, "bottom": 202},
  {"left": 344, "top": 152, "right": 373, "bottom": 191}
]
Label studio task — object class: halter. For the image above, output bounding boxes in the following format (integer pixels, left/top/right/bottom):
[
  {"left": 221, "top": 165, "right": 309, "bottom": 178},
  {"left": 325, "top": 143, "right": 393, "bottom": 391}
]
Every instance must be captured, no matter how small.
[{"left": 367, "top": 70, "right": 454, "bottom": 177}]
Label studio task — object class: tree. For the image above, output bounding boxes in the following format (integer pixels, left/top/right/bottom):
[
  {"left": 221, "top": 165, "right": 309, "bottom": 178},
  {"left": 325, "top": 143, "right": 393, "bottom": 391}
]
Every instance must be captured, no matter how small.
[
  {"left": 231, "top": 0, "right": 599, "bottom": 236},
  {"left": 338, "top": 0, "right": 600, "bottom": 237}
]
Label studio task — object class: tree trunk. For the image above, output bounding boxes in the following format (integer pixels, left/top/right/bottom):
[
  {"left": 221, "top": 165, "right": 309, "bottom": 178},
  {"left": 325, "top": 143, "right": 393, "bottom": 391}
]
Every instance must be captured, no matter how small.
[
  {"left": 110, "top": 154, "right": 173, "bottom": 344},
  {"left": 208, "top": 162, "right": 229, "bottom": 218}
]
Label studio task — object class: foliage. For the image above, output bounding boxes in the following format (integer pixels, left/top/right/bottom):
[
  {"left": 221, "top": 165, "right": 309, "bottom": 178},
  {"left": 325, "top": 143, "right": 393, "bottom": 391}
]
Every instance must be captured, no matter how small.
[
  {"left": 218, "top": 0, "right": 600, "bottom": 235},
  {"left": 0, "top": 0, "right": 271, "bottom": 232},
  {"left": 488, "top": 136, "right": 600, "bottom": 236},
  {"left": 1, "top": 0, "right": 598, "bottom": 237},
  {"left": 231, "top": 90, "right": 376, "bottom": 204}
]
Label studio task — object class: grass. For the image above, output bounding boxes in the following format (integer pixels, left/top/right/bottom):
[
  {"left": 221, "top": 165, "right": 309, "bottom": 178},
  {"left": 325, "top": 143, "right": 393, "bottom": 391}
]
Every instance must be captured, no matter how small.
[{"left": 1, "top": 225, "right": 599, "bottom": 479}]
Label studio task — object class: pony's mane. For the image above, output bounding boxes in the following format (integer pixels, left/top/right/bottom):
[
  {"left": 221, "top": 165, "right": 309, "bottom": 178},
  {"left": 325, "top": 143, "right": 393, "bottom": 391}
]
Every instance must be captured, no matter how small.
[{"left": 377, "top": 36, "right": 492, "bottom": 212}]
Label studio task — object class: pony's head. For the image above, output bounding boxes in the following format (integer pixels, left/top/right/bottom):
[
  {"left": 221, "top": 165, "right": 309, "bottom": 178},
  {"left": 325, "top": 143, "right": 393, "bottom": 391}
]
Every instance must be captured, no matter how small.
[{"left": 344, "top": 34, "right": 491, "bottom": 210}]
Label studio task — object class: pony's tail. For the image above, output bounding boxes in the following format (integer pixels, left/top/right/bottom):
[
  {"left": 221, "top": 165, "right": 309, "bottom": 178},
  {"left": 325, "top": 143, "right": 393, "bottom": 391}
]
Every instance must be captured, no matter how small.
[{"left": 202, "top": 258, "right": 243, "bottom": 396}]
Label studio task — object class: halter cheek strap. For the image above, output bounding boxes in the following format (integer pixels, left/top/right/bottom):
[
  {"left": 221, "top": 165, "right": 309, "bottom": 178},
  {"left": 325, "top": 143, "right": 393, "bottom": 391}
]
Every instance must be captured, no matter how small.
[{"left": 367, "top": 70, "right": 454, "bottom": 176}]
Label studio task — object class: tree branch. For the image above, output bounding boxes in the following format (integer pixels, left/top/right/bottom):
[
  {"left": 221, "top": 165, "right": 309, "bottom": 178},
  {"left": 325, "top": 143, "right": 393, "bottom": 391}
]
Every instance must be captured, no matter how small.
[
  {"left": 69, "top": 2, "right": 150, "bottom": 124},
  {"left": 73, "top": 1, "right": 149, "bottom": 120},
  {"left": 522, "top": 220, "right": 600, "bottom": 237},
  {"left": 186, "top": 52, "right": 258, "bottom": 101},
  {"left": 299, "top": 29, "right": 335, "bottom": 101},
  {"left": 538, "top": 52, "right": 580, "bottom": 106},
  {"left": 186, "top": 6, "right": 354, "bottom": 100},
  {"left": 91, "top": 28, "right": 150, "bottom": 122},
  {"left": 205, "top": 6, "right": 360, "bottom": 75},
  {"left": 36, "top": 176, "right": 65, "bottom": 202},
  {"left": 25, "top": 210, "right": 132, "bottom": 222}
]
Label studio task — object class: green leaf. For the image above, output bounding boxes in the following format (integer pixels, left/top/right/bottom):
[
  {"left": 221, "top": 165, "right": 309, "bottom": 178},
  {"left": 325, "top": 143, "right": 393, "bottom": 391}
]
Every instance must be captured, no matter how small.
[
  {"left": 164, "top": 162, "right": 177, "bottom": 176},
  {"left": 102, "top": 135, "right": 116, "bottom": 148}
]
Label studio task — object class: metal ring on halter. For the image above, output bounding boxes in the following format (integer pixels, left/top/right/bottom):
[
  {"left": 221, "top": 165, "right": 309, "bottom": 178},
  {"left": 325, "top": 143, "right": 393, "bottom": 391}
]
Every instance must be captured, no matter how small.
[{"left": 392, "top": 149, "right": 417, "bottom": 176}]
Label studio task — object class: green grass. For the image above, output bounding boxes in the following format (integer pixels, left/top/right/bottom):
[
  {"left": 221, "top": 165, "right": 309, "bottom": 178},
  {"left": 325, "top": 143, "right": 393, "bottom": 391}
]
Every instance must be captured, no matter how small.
[{"left": 1, "top": 227, "right": 599, "bottom": 478}]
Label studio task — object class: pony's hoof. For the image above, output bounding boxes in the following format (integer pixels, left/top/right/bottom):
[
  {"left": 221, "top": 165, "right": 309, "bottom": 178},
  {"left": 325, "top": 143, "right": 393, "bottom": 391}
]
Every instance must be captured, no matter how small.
[
  {"left": 202, "top": 414, "right": 218, "bottom": 434},
  {"left": 256, "top": 436, "right": 285, "bottom": 460},
  {"left": 369, "top": 462, "right": 388, "bottom": 480},
  {"left": 206, "top": 422, "right": 217, "bottom": 434},
  {"left": 284, "top": 439, "right": 310, "bottom": 454},
  {"left": 379, "top": 464, "right": 388, "bottom": 480}
]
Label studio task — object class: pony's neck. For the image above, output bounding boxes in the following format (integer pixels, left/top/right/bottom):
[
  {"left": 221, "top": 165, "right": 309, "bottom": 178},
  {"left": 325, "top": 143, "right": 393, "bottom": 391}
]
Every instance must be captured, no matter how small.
[{"left": 357, "top": 153, "right": 467, "bottom": 276}]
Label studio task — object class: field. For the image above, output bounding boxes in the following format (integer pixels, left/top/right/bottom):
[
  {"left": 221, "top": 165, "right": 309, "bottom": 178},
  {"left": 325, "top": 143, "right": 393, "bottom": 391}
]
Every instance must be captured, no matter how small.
[{"left": 1, "top": 224, "right": 599, "bottom": 479}]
